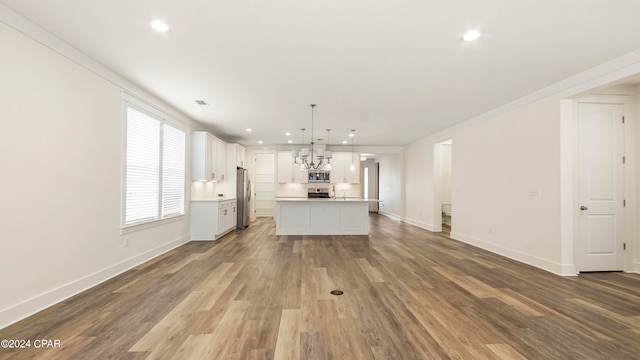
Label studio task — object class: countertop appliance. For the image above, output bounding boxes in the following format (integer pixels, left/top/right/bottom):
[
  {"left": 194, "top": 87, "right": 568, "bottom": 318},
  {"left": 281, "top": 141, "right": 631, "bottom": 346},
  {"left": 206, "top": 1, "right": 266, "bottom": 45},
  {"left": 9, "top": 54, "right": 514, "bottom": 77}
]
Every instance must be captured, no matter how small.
[
  {"left": 236, "top": 167, "right": 251, "bottom": 229},
  {"left": 308, "top": 187, "right": 331, "bottom": 198},
  {"left": 308, "top": 170, "right": 330, "bottom": 183}
]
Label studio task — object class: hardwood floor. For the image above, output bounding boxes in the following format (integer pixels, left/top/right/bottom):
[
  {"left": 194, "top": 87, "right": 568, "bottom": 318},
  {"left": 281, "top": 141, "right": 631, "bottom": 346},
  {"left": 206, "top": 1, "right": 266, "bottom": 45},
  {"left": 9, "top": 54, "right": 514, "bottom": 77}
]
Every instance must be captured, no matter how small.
[{"left": 1, "top": 214, "right": 639, "bottom": 359}]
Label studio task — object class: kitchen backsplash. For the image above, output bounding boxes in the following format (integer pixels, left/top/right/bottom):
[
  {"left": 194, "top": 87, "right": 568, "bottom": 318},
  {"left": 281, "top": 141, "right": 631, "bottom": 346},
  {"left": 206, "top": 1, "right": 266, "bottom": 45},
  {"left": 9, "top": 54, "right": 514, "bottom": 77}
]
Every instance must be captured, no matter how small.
[
  {"left": 192, "top": 180, "right": 363, "bottom": 200},
  {"left": 191, "top": 181, "right": 223, "bottom": 200},
  {"left": 277, "top": 183, "right": 307, "bottom": 198},
  {"left": 277, "top": 183, "right": 361, "bottom": 198}
]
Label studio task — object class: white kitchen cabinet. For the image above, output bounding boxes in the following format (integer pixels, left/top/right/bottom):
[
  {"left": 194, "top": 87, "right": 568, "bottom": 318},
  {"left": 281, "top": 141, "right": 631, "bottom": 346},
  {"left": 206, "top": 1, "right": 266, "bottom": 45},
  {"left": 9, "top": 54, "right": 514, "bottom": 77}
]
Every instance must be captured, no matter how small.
[
  {"left": 214, "top": 138, "right": 226, "bottom": 181},
  {"left": 277, "top": 151, "right": 308, "bottom": 183},
  {"left": 191, "top": 132, "right": 215, "bottom": 181},
  {"left": 329, "top": 152, "right": 360, "bottom": 183},
  {"left": 190, "top": 199, "right": 237, "bottom": 240},
  {"left": 275, "top": 198, "right": 372, "bottom": 235},
  {"left": 224, "top": 143, "right": 244, "bottom": 188},
  {"left": 227, "top": 143, "right": 246, "bottom": 168},
  {"left": 192, "top": 132, "right": 226, "bottom": 182},
  {"left": 220, "top": 199, "right": 237, "bottom": 232}
]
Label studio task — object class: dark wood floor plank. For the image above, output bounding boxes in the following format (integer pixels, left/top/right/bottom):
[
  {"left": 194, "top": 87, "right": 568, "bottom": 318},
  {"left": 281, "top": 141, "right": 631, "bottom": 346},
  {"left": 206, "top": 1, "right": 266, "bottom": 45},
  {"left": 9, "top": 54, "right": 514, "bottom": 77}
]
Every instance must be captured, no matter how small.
[{"left": 1, "top": 215, "right": 639, "bottom": 359}]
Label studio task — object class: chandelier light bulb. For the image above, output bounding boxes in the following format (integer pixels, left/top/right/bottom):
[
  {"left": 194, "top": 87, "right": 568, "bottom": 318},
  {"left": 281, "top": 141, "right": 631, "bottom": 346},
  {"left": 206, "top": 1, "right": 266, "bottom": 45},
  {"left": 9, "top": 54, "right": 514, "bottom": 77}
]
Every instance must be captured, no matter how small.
[
  {"left": 151, "top": 20, "right": 170, "bottom": 32},
  {"left": 462, "top": 30, "right": 480, "bottom": 42}
]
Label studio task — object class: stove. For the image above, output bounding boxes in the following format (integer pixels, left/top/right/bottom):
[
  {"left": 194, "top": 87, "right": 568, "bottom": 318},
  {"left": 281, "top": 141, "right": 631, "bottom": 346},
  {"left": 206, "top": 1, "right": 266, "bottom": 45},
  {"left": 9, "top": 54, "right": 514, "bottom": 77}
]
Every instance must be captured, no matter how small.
[{"left": 308, "top": 188, "right": 331, "bottom": 198}]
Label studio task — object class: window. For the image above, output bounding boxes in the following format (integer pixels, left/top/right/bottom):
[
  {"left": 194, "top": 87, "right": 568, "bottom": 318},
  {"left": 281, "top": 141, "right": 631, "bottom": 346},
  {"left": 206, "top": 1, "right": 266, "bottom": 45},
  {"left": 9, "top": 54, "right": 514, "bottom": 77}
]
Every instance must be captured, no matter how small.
[
  {"left": 161, "top": 123, "right": 185, "bottom": 217},
  {"left": 363, "top": 167, "right": 369, "bottom": 199},
  {"left": 124, "top": 104, "right": 185, "bottom": 227}
]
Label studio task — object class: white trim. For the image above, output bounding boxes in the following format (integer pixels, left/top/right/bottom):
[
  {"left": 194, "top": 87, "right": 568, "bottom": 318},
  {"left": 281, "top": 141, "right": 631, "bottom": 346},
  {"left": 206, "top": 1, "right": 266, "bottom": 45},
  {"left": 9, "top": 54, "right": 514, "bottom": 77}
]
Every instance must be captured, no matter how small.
[
  {"left": 432, "top": 139, "right": 453, "bottom": 235},
  {"left": 406, "top": 48, "right": 640, "bottom": 149},
  {"left": 0, "top": 4, "right": 196, "bottom": 129},
  {"left": 378, "top": 210, "right": 401, "bottom": 222},
  {"left": 560, "top": 99, "right": 578, "bottom": 274},
  {"left": 566, "top": 95, "right": 636, "bottom": 273},
  {"left": 120, "top": 214, "right": 186, "bottom": 235},
  {"left": 122, "top": 93, "right": 190, "bottom": 129},
  {"left": 121, "top": 100, "right": 187, "bottom": 230},
  {"left": 403, "top": 217, "right": 441, "bottom": 232},
  {"left": 0, "top": 235, "right": 190, "bottom": 330},
  {"left": 450, "top": 231, "right": 577, "bottom": 276}
]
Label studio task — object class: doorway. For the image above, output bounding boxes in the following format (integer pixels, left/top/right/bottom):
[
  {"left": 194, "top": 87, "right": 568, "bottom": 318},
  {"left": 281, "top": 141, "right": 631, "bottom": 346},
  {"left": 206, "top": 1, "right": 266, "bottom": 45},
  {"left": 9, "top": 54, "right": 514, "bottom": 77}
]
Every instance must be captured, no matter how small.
[
  {"left": 254, "top": 152, "right": 276, "bottom": 217},
  {"left": 361, "top": 158, "right": 379, "bottom": 212},
  {"left": 434, "top": 139, "right": 453, "bottom": 234},
  {"left": 576, "top": 102, "right": 626, "bottom": 271}
]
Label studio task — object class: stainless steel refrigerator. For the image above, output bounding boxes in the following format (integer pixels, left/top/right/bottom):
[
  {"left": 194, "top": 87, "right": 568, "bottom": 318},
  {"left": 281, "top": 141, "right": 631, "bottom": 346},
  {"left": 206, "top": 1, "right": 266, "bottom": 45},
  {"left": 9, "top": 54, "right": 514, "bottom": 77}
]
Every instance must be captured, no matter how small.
[{"left": 236, "top": 167, "right": 251, "bottom": 229}]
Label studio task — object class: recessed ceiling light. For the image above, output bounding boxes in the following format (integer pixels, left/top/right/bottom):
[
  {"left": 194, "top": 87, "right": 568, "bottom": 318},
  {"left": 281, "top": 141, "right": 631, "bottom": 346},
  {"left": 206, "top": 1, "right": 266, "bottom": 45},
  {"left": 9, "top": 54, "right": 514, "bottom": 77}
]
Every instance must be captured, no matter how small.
[
  {"left": 462, "top": 30, "right": 481, "bottom": 42},
  {"left": 246, "top": 128, "right": 252, "bottom": 132},
  {"left": 258, "top": 140, "right": 263, "bottom": 144},
  {"left": 288, "top": 140, "right": 293, "bottom": 143},
  {"left": 342, "top": 140, "right": 348, "bottom": 144},
  {"left": 150, "top": 20, "right": 170, "bottom": 32},
  {"left": 285, "top": 132, "right": 291, "bottom": 136}
]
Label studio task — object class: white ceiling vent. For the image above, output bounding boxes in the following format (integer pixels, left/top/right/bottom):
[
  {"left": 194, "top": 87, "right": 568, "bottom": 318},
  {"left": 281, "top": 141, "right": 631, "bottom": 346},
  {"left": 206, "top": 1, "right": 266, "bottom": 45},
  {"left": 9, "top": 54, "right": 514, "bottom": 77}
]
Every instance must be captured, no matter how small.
[{"left": 194, "top": 100, "right": 208, "bottom": 106}]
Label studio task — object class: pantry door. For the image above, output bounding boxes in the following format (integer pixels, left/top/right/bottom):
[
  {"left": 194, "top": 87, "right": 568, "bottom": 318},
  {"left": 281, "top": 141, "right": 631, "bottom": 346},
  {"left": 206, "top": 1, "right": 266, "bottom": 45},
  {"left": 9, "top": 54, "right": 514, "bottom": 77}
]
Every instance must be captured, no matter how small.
[
  {"left": 577, "top": 102, "right": 625, "bottom": 272},
  {"left": 254, "top": 153, "right": 276, "bottom": 217}
]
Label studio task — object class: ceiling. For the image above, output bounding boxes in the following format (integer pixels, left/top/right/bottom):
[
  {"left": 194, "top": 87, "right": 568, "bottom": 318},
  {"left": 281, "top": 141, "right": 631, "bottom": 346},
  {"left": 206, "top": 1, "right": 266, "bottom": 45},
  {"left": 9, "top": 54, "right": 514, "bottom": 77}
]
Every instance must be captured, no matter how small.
[{"left": 3, "top": 0, "right": 640, "bottom": 149}]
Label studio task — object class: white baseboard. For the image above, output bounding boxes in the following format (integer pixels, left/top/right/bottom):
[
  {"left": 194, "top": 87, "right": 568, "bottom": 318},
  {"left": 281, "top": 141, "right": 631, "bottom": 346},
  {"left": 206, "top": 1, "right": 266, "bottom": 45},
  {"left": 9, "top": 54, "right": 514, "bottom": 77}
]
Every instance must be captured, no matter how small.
[
  {"left": 378, "top": 210, "right": 401, "bottom": 222},
  {"left": 0, "top": 235, "right": 190, "bottom": 330},
  {"left": 403, "top": 217, "right": 441, "bottom": 232},
  {"left": 629, "top": 261, "right": 640, "bottom": 274},
  {"left": 449, "top": 231, "right": 577, "bottom": 276}
]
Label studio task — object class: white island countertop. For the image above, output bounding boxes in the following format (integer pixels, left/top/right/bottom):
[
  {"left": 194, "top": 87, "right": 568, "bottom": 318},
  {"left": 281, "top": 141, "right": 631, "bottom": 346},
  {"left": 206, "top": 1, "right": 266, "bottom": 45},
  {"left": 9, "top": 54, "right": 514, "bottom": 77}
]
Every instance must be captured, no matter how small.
[
  {"left": 191, "top": 198, "right": 237, "bottom": 202},
  {"left": 276, "top": 197, "right": 379, "bottom": 202}
]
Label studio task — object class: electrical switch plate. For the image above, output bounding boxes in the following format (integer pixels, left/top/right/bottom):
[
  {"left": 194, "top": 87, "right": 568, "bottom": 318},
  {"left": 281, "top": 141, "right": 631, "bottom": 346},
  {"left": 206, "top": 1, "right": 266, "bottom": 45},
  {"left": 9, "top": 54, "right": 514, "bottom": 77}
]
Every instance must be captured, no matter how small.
[{"left": 528, "top": 188, "right": 541, "bottom": 197}]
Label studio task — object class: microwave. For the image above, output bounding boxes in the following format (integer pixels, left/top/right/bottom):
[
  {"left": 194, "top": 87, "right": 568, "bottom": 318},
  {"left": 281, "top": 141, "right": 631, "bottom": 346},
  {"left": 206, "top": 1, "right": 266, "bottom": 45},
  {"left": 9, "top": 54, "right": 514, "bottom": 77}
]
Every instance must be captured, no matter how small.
[{"left": 308, "top": 170, "right": 330, "bottom": 183}]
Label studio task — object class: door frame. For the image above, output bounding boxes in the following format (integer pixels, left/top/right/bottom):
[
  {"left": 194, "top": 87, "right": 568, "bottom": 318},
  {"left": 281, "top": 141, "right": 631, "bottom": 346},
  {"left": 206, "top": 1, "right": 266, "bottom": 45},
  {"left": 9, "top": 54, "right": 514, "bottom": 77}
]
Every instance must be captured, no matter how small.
[
  {"left": 249, "top": 149, "right": 277, "bottom": 220},
  {"left": 560, "top": 94, "right": 636, "bottom": 274},
  {"left": 432, "top": 139, "right": 453, "bottom": 233}
]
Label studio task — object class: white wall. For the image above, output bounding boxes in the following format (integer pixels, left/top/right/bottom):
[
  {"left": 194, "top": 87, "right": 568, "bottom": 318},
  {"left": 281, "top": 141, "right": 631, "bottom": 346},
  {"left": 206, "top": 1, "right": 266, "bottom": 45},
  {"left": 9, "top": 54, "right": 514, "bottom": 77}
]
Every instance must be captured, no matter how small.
[
  {"left": 440, "top": 144, "right": 452, "bottom": 204},
  {"left": 635, "top": 85, "right": 640, "bottom": 272},
  {"left": 403, "top": 140, "right": 436, "bottom": 229},
  {"left": 378, "top": 154, "right": 402, "bottom": 219},
  {"left": 451, "top": 96, "right": 563, "bottom": 270},
  {"left": 403, "top": 57, "right": 640, "bottom": 276},
  {"left": 0, "top": 20, "right": 199, "bottom": 328},
  {"left": 404, "top": 96, "right": 563, "bottom": 272}
]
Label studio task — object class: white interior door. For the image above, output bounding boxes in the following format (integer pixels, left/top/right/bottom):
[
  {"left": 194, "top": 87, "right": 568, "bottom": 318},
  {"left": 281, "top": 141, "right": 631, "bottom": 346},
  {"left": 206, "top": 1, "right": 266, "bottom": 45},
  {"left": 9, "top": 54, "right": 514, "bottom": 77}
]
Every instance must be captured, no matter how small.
[
  {"left": 577, "top": 102, "right": 625, "bottom": 272},
  {"left": 254, "top": 153, "right": 275, "bottom": 217}
]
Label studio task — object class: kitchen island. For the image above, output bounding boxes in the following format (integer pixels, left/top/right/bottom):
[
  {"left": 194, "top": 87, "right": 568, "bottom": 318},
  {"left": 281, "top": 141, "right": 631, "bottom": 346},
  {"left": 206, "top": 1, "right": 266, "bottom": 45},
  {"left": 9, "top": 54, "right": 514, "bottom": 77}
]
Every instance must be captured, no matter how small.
[{"left": 275, "top": 198, "right": 378, "bottom": 235}]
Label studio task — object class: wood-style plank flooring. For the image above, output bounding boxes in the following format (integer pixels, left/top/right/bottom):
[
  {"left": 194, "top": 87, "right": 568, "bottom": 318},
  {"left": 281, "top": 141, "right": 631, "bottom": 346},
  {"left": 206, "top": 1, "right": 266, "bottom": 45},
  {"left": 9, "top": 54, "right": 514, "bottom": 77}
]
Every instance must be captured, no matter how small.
[{"left": 1, "top": 215, "right": 640, "bottom": 359}]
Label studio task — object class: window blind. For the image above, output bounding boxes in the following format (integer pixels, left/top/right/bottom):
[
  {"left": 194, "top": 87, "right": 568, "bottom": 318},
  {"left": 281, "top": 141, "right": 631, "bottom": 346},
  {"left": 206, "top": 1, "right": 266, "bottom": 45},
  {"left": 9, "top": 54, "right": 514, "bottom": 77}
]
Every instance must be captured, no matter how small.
[
  {"left": 162, "top": 124, "right": 185, "bottom": 217},
  {"left": 124, "top": 103, "right": 186, "bottom": 227},
  {"left": 125, "top": 107, "right": 160, "bottom": 225}
]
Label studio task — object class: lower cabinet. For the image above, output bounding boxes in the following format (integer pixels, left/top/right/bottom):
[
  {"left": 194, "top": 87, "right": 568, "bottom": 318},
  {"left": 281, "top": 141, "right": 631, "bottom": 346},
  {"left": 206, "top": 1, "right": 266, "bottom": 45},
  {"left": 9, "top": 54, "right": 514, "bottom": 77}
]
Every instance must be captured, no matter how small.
[
  {"left": 275, "top": 199, "right": 370, "bottom": 235},
  {"left": 190, "top": 199, "right": 237, "bottom": 240}
]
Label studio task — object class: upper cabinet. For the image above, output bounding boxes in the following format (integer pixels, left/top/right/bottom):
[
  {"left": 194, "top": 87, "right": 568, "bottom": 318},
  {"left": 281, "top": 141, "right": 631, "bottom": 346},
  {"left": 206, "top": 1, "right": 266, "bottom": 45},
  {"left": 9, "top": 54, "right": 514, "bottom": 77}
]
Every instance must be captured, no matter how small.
[
  {"left": 227, "top": 143, "right": 246, "bottom": 168},
  {"left": 215, "top": 138, "right": 226, "bottom": 181},
  {"left": 276, "top": 151, "right": 359, "bottom": 184},
  {"left": 330, "top": 152, "right": 360, "bottom": 183},
  {"left": 277, "top": 151, "right": 308, "bottom": 183},
  {"left": 192, "top": 131, "right": 226, "bottom": 182}
]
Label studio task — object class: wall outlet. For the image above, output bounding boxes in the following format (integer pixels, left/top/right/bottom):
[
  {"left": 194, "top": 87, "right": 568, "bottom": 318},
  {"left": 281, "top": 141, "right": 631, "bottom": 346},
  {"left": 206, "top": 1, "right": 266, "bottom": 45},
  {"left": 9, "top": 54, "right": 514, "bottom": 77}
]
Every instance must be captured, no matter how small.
[
  {"left": 124, "top": 237, "right": 129, "bottom": 247},
  {"left": 488, "top": 227, "right": 492, "bottom": 234}
]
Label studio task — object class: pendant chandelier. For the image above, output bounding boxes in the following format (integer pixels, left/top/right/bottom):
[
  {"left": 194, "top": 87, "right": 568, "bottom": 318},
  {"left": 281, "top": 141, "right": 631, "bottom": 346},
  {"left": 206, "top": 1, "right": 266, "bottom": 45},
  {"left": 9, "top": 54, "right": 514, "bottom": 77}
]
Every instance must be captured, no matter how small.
[{"left": 291, "top": 104, "right": 332, "bottom": 170}]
